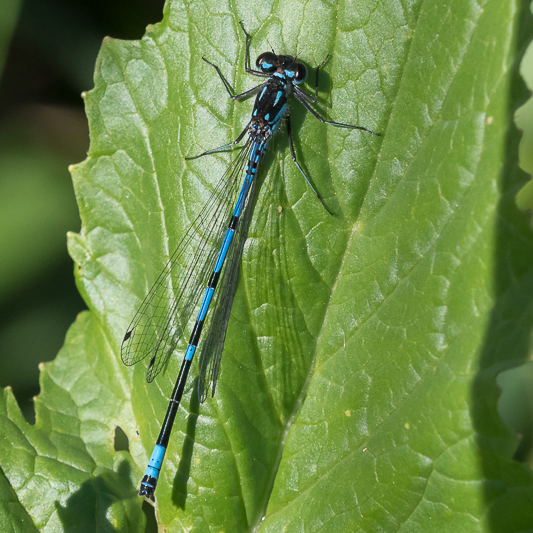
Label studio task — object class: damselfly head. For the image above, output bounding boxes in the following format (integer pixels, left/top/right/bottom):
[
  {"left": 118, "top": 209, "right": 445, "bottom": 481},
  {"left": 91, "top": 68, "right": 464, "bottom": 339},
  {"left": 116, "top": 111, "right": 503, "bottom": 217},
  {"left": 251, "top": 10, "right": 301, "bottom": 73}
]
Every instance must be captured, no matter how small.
[{"left": 255, "top": 53, "right": 308, "bottom": 84}]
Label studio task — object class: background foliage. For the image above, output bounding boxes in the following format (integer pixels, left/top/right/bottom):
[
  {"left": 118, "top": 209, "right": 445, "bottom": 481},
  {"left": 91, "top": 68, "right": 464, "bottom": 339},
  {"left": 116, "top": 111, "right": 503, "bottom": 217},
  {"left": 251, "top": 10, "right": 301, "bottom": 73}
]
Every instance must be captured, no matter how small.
[
  {"left": 1, "top": 0, "right": 533, "bottom": 532},
  {"left": 0, "top": 0, "right": 164, "bottom": 421}
]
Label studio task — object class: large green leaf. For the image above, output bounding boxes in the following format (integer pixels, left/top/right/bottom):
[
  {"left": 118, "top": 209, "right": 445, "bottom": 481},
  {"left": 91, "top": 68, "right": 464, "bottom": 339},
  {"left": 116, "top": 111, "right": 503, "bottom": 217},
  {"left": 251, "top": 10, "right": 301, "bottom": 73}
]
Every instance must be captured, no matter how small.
[{"left": 2, "top": 0, "right": 533, "bottom": 531}]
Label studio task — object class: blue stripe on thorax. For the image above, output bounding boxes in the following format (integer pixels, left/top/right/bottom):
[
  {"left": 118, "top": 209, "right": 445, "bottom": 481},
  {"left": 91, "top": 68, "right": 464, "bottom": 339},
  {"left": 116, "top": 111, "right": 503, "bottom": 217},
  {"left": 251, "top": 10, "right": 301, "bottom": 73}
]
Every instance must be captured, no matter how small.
[{"left": 271, "top": 103, "right": 287, "bottom": 127}]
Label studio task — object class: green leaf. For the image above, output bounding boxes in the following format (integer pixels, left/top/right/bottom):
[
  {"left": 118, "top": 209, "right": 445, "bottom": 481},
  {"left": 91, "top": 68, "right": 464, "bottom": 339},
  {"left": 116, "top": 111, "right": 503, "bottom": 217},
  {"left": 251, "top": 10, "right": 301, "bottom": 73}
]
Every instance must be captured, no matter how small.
[
  {"left": 0, "top": 452, "right": 37, "bottom": 533},
  {"left": 0, "top": 314, "right": 145, "bottom": 531},
  {"left": 2, "top": 0, "right": 533, "bottom": 531}
]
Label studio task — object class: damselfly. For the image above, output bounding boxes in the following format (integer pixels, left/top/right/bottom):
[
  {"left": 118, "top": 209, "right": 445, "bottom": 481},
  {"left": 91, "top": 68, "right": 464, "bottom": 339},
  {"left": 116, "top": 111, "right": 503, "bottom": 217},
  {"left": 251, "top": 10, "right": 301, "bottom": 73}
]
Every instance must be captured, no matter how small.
[{"left": 121, "top": 22, "right": 380, "bottom": 498}]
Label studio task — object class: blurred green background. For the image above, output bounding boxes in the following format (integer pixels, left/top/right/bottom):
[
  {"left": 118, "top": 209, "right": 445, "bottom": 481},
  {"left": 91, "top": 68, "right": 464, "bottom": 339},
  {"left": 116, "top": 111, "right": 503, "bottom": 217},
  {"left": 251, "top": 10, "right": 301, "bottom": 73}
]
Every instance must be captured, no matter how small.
[{"left": 0, "top": 0, "right": 164, "bottom": 423}]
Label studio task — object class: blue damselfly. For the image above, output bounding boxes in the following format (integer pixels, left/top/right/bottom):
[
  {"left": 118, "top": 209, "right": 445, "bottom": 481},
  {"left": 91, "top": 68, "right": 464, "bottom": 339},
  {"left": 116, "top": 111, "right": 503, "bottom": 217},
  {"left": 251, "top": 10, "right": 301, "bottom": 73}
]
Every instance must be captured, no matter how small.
[{"left": 121, "top": 22, "right": 380, "bottom": 498}]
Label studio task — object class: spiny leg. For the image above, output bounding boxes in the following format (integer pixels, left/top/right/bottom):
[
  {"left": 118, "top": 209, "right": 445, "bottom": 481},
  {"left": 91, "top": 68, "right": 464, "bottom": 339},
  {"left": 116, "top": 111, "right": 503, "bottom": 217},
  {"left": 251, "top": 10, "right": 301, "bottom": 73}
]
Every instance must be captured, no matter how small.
[
  {"left": 238, "top": 21, "right": 268, "bottom": 77},
  {"left": 294, "top": 54, "right": 331, "bottom": 104},
  {"left": 294, "top": 89, "right": 381, "bottom": 136},
  {"left": 202, "top": 57, "right": 266, "bottom": 101},
  {"left": 286, "top": 115, "right": 333, "bottom": 216},
  {"left": 185, "top": 124, "right": 249, "bottom": 160}
]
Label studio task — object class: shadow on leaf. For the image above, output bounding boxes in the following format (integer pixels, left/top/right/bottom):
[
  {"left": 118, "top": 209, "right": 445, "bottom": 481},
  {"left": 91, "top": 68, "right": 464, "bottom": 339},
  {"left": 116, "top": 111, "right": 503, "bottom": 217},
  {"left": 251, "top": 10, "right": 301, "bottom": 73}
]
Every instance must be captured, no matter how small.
[
  {"left": 473, "top": 2, "right": 533, "bottom": 531},
  {"left": 55, "top": 460, "right": 144, "bottom": 532},
  {"left": 172, "top": 378, "right": 200, "bottom": 509}
]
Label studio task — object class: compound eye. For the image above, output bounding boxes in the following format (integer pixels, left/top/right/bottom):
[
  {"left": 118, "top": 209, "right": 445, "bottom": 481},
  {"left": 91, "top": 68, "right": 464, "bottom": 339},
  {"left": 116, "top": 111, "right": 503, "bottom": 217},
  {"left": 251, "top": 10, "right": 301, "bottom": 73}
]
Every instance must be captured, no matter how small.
[
  {"left": 294, "top": 63, "right": 308, "bottom": 84},
  {"left": 256, "top": 52, "right": 277, "bottom": 73}
]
